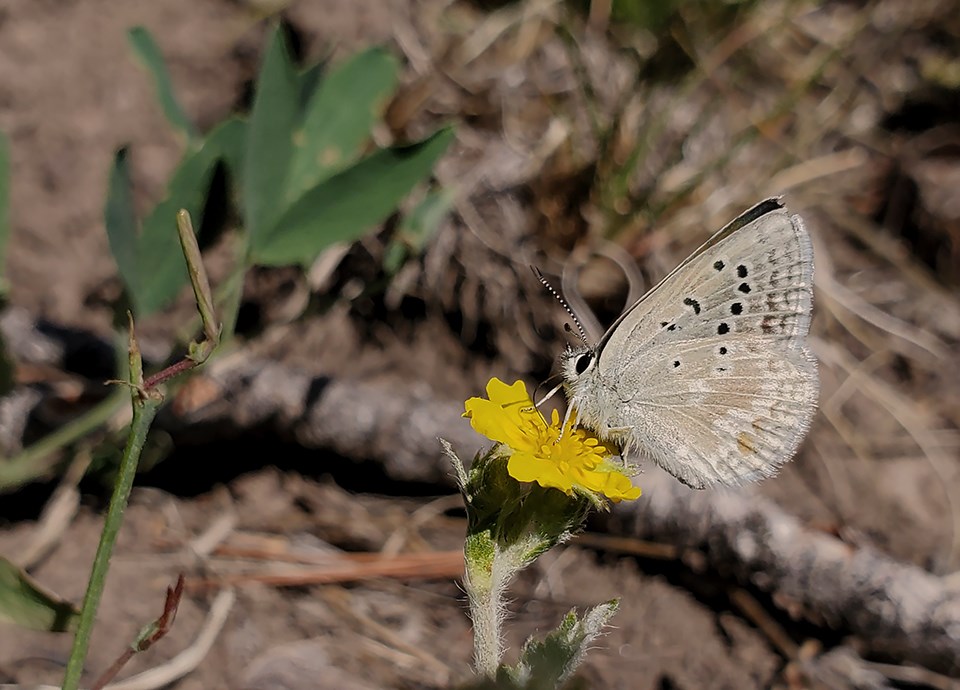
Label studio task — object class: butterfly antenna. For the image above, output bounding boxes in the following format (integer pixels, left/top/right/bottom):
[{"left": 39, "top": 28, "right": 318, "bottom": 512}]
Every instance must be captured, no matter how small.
[{"left": 531, "top": 266, "right": 589, "bottom": 347}]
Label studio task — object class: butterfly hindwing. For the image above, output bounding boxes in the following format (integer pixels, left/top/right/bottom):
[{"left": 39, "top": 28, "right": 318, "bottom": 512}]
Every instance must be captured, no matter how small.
[{"left": 607, "top": 336, "right": 818, "bottom": 488}]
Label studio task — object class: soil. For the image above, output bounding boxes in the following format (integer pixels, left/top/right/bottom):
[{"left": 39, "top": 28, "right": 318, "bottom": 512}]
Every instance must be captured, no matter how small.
[{"left": 1, "top": 0, "right": 959, "bottom": 688}]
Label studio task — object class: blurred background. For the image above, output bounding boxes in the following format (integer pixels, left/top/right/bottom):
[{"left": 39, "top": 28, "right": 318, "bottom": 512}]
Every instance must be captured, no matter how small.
[{"left": 0, "top": 0, "right": 958, "bottom": 688}]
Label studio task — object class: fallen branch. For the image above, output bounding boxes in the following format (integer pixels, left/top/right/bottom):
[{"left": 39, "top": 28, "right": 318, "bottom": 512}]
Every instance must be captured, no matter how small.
[
  {"left": 167, "top": 353, "right": 482, "bottom": 485},
  {"left": 599, "top": 469, "right": 960, "bottom": 674},
  {"left": 178, "top": 358, "right": 960, "bottom": 674},
  {"left": 4, "top": 315, "right": 960, "bottom": 676}
]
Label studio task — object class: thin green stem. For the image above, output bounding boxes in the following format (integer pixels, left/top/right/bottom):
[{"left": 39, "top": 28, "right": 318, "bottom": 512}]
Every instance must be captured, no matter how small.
[
  {"left": 0, "top": 389, "right": 127, "bottom": 493},
  {"left": 60, "top": 387, "right": 161, "bottom": 690},
  {"left": 55, "top": 207, "right": 219, "bottom": 688}
]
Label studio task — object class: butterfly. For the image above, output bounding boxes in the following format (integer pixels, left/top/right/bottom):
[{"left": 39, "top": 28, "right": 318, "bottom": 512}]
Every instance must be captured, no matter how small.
[{"left": 555, "top": 198, "right": 818, "bottom": 489}]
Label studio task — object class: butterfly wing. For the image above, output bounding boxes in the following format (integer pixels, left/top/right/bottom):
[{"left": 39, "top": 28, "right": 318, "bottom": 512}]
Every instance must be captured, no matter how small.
[{"left": 595, "top": 200, "right": 818, "bottom": 488}]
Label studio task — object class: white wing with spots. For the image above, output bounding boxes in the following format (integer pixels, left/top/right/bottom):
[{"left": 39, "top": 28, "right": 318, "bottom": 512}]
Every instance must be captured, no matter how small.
[
  {"left": 607, "top": 336, "right": 816, "bottom": 488},
  {"left": 563, "top": 199, "right": 818, "bottom": 489}
]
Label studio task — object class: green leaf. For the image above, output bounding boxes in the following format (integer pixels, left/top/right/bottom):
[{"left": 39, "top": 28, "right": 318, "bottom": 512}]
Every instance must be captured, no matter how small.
[
  {"left": 127, "top": 27, "right": 198, "bottom": 143},
  {"left": 134, "top": 118, "right": 244, "bottom": 315},
  {"left": 208, "top": 117, "right": 247, "bottom": 177},
  {"left": 204, "top": 117, "right": 247, "bottom": 211},
  {"left": 285, "top": 47, "right": 399, "bottom": 204},
  {"left": 244, "top": 24, "right": 300, "bottom": 247},
  {"left": 297, "top": 62, "right": 326, "bottom": 110},
  {"left": 0, "top": 556, "right": 79, "bottom": 632},
  {"left": 104, "top": 148, "right": 140, "bottom": 300},
  {"left": 399, "top": 188, "right": 454, "bottom": 249},
  {"left": 253, "top": 127, "right": 454, "bottom": 266},
  {"left": 384, "top": 188, "right": 454, "bottom": 273}
]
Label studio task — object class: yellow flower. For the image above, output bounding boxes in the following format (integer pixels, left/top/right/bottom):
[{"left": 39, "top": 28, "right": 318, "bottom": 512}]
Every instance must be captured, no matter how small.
[{"left": 463, "top": 378, "right": 641, "bottom": 502}]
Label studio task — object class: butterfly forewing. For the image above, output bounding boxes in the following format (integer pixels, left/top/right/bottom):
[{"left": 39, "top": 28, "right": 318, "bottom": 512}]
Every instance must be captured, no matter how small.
[{"left": 598, "top": 202, "right": 813, "bottom": 374}]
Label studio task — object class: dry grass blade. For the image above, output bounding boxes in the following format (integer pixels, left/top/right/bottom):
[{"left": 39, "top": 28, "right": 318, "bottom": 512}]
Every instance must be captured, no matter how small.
[
  {"left": 456, "top": 0, "right": 561, "bottom": 65},
  {"left": 728, "top": 587, "right": 799, "bottom": 660},
  {"left": 15, "top": 450, "right": 90, "bottom": 569},
  {"left": 187, "top": 551, "right": 464, "bottom": 591},
  {"left": 573, "top": 532, "right": 679, "bottom": 559},
  {"left": 321, "top": 587, "right": 453, "bottom": 686},
  {"left": 91, "top": 575, "right": 186, "bottom": 690},
  {"left": 812, "top": 337, "right": 960, "bottom": 571},
  {"left": 861, "top": 661, "right": 960, "bottom": 690},
  {"left": 814, "top": 234, "right": 949, "bottom": 362},
  {"left": 560, "top": 239, "right": 647, "bottom": 343},
  {"left": 381, "top": 494, "right": 463, "bottom": 556}
]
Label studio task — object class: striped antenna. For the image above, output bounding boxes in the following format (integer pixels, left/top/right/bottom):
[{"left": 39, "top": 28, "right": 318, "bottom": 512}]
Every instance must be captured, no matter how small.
[{"left": 532, "top": 266, "right": 589, "bottom": 347}]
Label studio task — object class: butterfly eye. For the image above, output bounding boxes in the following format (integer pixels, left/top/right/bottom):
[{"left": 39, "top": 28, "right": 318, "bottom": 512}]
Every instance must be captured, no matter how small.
[{"left": 575, "top": 352, "right": 594, "bottom": 375}]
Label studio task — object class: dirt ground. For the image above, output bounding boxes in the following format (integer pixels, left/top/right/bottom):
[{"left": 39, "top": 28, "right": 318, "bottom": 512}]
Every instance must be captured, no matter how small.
[{"left": 1, "top": 0, "right": 959, "bottom": 688}]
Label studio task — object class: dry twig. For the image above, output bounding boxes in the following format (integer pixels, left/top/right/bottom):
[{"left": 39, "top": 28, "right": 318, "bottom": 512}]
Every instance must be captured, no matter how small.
[{"left": 601, "top": 469, "right": 960, "bottom": 675}]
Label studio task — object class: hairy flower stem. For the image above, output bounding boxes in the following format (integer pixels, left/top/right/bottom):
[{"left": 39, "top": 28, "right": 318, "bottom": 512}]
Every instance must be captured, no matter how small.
[
  {"left": 465, "top": 532, "right": 547, "bottom": 677},
  {"left": 464, "top": 531, "right": 502, "bottom": 676},
  {"left": 466, "top": 565, "right": 503, "bottom": 676}
]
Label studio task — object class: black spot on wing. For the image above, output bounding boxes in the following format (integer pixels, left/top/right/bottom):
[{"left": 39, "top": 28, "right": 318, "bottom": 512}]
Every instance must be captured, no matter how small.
[
  {"left": 717, "top": 323, "right": 730, "bottom": 335},
  {"left": 683, "top": 297, "right": 701, "bottom": 314},
  {"left": 737, "top": 264, "right": 748, "bottom": 278},
  {"left": 738, "top": 282, "right": 751, "bottom": 294},
  {"left": 713, "top": 260, "right": 724, "bottom": 271},
  {"left": 730, "top": 302, "right": 742, "bottom": 315}
]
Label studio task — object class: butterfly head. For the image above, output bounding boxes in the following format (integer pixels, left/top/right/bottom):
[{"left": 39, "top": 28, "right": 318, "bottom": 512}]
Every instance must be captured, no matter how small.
[
  {"left": 560, "top": 345, "right": 597, "bottom": 387},
  {"left": 558, "top": 345, "right": 606, "bottom": 437}
]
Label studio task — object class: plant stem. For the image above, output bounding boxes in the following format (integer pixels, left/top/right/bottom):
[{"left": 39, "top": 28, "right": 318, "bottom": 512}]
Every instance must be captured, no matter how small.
[
  {"left": 61, "top": 332, "right": 162, "bottom": 690},
  {"left": 464, "top": 537, "right": 509, "bottom": 678},
  {"left": 468, "top": 565, "right": 504, "bottom": 677},
  {"left": 467, "top": 532, "right": 550, "bottom": 676},
  {"left": 58, "top": 209, "right": 218, "bottom": 688},
  {"left": 0, "top": 389, "right": 127, "bottom": 493},
  {"left": 56, "top": 209, "right": 220, "bottom": 690}
]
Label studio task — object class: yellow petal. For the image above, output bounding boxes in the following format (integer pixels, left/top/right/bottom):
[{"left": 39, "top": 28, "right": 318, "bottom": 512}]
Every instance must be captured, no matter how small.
[
  {"left": 508, "top": 453, "right": 575, "bottom": 494},
  {"left": 465, "top": 379, "right": 546, "bottom": 452},
  {"left": 464, "top": 377, "right": 641, "bottom": 503},
  {"left": 484, "top": 378, "right": 529, "bottom": 407}
]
